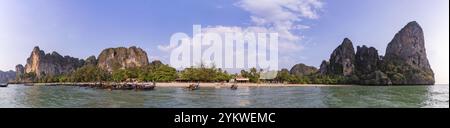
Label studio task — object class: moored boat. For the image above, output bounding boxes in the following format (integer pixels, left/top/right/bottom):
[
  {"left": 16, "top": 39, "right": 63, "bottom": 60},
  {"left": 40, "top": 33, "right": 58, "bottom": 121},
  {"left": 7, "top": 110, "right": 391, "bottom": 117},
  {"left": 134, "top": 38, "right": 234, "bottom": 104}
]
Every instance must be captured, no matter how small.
[
  {"left": 0, "top": 83, "right": 8, "bottom": 87},
  {"left": 135, "top": 84, "right": 156, "bottom": 91},
  {"left": 118, "top": 84, "right": 134, "bottom": 90},
  {"left": 230, "top": 84, "right": 238, "bottom": 90},
  {"left": 187, "top": 82, "right": 200, "bottom": 90}
]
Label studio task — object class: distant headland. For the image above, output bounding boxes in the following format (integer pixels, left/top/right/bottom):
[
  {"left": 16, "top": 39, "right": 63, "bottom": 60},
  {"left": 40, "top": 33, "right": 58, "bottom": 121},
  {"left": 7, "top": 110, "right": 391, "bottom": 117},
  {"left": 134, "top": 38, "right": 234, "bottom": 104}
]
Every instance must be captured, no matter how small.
[{"left": 3, "top": 21, "right": 434, "bottom": 86}]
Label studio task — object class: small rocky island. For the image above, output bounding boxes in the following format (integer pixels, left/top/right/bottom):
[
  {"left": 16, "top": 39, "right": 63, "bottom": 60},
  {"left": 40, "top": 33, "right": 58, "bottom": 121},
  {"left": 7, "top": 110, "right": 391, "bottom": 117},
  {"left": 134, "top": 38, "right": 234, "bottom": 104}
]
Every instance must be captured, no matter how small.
[
  {"left": 11, "top": 21, "right": 434, "bottom": 86},
  {"left": 291, "top": 21, "right": 434, "bottom": 85}
]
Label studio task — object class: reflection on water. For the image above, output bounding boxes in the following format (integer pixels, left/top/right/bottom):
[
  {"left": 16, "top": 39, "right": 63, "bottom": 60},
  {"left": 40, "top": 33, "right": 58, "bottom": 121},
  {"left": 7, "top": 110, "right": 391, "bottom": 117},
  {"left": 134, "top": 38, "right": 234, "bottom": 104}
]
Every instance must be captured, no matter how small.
[{"left": 0, "top": 84, "right": 448, "bottom": 108}]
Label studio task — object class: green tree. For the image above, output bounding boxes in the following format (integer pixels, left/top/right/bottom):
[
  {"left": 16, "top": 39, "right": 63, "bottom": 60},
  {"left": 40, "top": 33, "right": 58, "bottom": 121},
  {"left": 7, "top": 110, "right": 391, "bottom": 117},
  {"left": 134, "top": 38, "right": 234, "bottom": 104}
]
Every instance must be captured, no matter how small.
[
  {"left": 179, "top": 63, "right": 231, "bottom": 82},
  {"left": 112, "top": 69, "right": 128, "bottom": 82},
  {"left": 153, "top": 64, "right": 177, "bottom": 82},
  {"left": 240, "top": 67, "right": 260, "bottom": 83},
  {"left": 275, "top": 69, "right": 291, "bottom": 83}
]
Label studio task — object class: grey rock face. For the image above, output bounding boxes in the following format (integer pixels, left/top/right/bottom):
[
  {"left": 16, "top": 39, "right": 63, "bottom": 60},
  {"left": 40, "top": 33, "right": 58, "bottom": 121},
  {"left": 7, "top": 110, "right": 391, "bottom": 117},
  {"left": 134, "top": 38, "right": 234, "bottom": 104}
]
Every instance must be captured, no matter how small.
[
  {"left": 97, "top": 46, "right": 149, "bottom": 72},
  {"left": 355, "top": 45, "right": 380, "bottom": 74},
  {"left": 15, "top": 64, "right": 24, "bottom": 81},
  {"left": 24, "top": 46, "right": 84, "bottom": 78},
  {"left": 84, "top": 56, "right": 98, "bottom": 66},
  {"left": 289, "top": 63, "right": 318, "bottom": 77},
  {"left": 384, "top": 21, "right": 434, "bottom": 85},
  {"left": 0, "top": 70, "right": 15, "bottom": 83},
  {"left": 385, "top": 21, "right": 430, "bottom": 69},
  {"left": 319, "top": 60, "right": 329, "bottom": 74},
  {"left": 354, "top": 45, "right": 392, "bottom": 85},
  {"left": 321, "top": 38, "right": 356, "bottom": 76}
]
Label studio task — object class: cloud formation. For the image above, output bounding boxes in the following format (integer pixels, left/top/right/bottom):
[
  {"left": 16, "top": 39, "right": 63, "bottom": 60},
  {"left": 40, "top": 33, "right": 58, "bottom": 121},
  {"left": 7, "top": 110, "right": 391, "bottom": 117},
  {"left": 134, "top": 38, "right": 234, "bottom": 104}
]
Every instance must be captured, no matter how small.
[
  {"left": 213, "top": 0, "right": 323, "bottom": 52},
  {"left": 159, "top": 0, "right": 323, "bottom": 53},
  {"left": 235, "top": 0, "right": 323, "bottom": 42}
]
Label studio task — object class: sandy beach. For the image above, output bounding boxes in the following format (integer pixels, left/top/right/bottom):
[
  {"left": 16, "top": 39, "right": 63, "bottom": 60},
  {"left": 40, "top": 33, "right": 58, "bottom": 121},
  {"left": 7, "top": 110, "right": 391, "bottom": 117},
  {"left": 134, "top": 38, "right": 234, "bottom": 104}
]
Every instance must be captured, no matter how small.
[
  {"left": 25, "top": 82, "right": 348, "bottom": 88},
  {"left": 151, "top": 82, "right": 347, "bottom": 87}
]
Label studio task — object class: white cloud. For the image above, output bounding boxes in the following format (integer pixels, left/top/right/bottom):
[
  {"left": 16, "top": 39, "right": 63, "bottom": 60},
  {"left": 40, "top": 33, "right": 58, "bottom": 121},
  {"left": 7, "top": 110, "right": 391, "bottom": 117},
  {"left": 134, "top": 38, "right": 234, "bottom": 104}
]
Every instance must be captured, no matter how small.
[
  {"left": 203, "top": 0, "right": 323, "bottom": 52},
  {"left": 279, "top": 41, "right": 304, "bottom": 52},
  {"left": 235, "top": 0, "right": 323, "bottom": 42},
  {"left": 158, "top": 0, "right": 323, "bottom": 54}
]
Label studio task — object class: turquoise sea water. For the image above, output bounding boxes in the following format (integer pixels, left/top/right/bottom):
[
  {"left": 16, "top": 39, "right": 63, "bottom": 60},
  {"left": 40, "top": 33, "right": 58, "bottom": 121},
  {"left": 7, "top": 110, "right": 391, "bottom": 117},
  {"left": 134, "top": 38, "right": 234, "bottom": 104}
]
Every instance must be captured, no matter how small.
[{"left": 0, "top": 84, "right": 448, "bottom": 108}]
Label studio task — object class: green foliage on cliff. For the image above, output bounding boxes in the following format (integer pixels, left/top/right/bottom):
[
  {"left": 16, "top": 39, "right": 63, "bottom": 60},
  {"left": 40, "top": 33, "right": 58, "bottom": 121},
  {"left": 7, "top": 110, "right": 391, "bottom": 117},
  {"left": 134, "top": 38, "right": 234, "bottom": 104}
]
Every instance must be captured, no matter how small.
[
  {"left": 70, "top": 65, "right": 111, "bottom": 82},
  {"left": 23, "top": 72, "right": 37, "bottom": 82}
]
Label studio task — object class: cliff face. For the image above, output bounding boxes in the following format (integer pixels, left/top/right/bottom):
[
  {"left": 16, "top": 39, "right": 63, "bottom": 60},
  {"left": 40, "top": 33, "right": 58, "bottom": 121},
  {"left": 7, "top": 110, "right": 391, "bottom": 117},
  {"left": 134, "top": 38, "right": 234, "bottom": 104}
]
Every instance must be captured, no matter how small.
[
  {"left": 0, "top": 70, "right": 15, "bottom": 83},
  {"left": 97, "top": 46, "right": 149, "bottom": 72},
  {"left": 15, "top": 64, "right": 24, "bottom": 81},
  {"left": 290, "top": 63, "right": 317, "bottom": 77},
  {"left": 84, "top": 56, "right": 98, "bottom": 66},
  {"left": 383, "top": 21, "right": 434, "bottom": 85},
  {"left": 320, "top": 38, "right": 356, "bottom": 76},
  {"left": 355, "top": 45, "right": 380, "bottom": 74},
  {"left": 355, "top": 46, "right": 391, "bottom": 85},
  {"left": 316, "top": 21, "right": 434, "bottom": 85},
  {"left": 24, "top": 46, "right": 84, "bottom": 78}
]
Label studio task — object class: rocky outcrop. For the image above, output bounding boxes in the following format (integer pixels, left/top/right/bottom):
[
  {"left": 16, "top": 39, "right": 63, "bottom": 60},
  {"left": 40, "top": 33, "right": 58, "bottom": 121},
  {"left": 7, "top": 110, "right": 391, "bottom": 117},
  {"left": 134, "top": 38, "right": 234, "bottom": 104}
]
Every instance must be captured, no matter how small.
[
  {"left": 383, "top": 21, "right": 434, "bottom": 85},
  {"left": 290, "top": 63, "right": 318, "bottom": 77},
  {"left": 97, "top": 46, "right": 149, "bottom": 72},
  {"left": 354, "top": 45, "right": 391, "bottom": 85},
  {"left": 24, "top": 46, "right": 85, "bottom": 78},
  {"left": 0, "top": 70, "right": 15, "bottom": 83},
  {"left": 150, "top": 60, "right": 163, "bottom": 66},
  {"left": 355, "top": 45, "right": 380, "bottom": 74},
  {"left": 319, "top": 60, "right": 329, "bottom": 74},
  {"left": 84, "top": 56, "right": 98, "bottom": 66},
  {"left": 320, "top": 38, "right": 355, "bottom": 76},
  {"left": 316, "top": 21, "right": 434, "bottom": 85},
  {"left": 15, "top": 64, "right": 24, "bottom": 81}
]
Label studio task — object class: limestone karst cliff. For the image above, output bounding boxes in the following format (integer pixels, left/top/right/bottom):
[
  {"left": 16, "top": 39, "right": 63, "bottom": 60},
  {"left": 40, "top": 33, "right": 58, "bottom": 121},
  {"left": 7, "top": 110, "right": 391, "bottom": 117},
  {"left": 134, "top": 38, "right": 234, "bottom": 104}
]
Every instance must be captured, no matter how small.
[
  {"left": 290, "top": 63, "right": 317, "bottom": 77},
  {"left": 383, "top": 21, "right": 434, "bottom": 85},
  {"left": 319, "top": 38, "right": 356, "bottom": 76},
  {"left": 313, "top": 21, "right": 434, "bottom": 85},
  {"left": 23, "top": 46, "right": 84, "bottom": 78},
  {"left": 0, "top": 70, "right": 15, "bottom": 83},
  {"left": 355, "top": 46, "right": 391, "bottom": 85},
  {"left": 97, "top": 46, "right": 149, "bottom": 72}
]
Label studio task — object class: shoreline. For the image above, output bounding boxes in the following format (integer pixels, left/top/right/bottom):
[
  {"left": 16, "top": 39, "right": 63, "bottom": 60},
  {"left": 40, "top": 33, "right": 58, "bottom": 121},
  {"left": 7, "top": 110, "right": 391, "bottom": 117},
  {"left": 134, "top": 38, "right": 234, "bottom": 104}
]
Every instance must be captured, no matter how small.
[
  {"left": 6, "top": 82, "right": 439, "bottom": 89},
  {"left": 9, "top": 82, "right": 350, "bottom": 88}
]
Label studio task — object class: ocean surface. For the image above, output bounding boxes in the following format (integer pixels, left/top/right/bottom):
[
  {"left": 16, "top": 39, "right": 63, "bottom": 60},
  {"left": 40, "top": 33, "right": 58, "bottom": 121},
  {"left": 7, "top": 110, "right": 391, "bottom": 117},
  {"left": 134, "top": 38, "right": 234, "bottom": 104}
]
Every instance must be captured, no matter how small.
[{"left": 0, "top": 84, "right": 448, "bottom": 108}]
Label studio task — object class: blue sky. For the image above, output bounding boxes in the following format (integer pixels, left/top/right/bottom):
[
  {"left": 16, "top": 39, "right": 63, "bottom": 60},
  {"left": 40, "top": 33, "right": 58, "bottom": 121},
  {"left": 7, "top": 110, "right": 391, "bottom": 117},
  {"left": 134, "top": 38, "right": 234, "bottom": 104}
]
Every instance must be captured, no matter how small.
[{"left": 0, "top": 0, "right": 448, "bottom": 84}]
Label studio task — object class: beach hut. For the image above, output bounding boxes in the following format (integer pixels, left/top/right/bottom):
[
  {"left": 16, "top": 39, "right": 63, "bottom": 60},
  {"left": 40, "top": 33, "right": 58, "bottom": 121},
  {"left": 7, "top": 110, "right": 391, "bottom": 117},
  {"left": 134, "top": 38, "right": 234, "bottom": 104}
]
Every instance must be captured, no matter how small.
[
  {"left": 234, "top": 77, "right": 250, "bottom": 83},
  {"left": 260, "top": 78, "right": 276, "bottom": 83}
]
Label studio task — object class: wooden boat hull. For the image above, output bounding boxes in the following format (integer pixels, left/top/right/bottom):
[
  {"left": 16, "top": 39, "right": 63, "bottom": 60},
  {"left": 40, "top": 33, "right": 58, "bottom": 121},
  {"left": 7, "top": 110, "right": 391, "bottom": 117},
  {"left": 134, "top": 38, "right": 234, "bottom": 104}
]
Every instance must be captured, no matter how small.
[
  {"left": 135, "top": 84, "right": 156, "bottom": 91},
  {"left": 230, "top": 85, "right": 238, "bottom": 90},
  {"left": 187, "top": 84, "right": 200, "bottom": 90}
]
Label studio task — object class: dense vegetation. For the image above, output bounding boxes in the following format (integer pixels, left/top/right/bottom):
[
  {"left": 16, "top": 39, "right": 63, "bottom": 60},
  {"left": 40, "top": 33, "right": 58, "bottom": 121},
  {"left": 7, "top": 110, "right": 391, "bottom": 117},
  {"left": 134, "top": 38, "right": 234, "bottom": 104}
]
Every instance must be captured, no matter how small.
[
  {"left": 19, "top": 61, "right": 355, "bottom": 84},
  {"left": 272, "top": 69, "right": 355, "bottom": 85},
  {"left": 240, "top": 68, "right": 261, "bottom": 83},
  {"left": 179, "top": 63, "right": 232, "bottom": 82}
]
